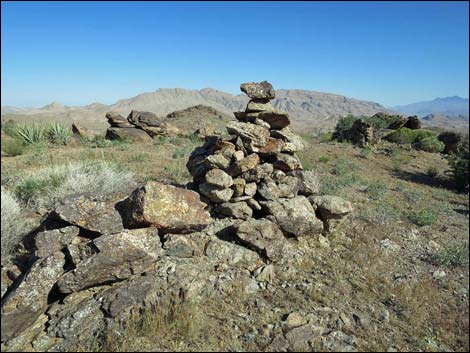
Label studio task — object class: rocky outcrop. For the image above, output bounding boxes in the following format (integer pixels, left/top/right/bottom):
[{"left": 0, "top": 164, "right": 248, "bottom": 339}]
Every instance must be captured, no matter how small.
[
  {"left": 437, "top": 131, "right": 462, "bottom": 154},
  {"left": 105, "top": 109, "right": 180, "bottom": 142}
]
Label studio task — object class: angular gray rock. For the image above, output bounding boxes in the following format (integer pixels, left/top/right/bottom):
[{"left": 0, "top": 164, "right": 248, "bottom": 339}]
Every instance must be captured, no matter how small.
[
  {"left": 123, "top": 182, "right": 211, "bottom": 233},
  {"left": 56, "top": 228, "right": 162, "bottom": 294},
  {"left": 52, "top": 194, "right": 124, "bottom": 235},
  {"left": 34, "top": 226, "right": 80, "bottom": 258},
  {"left": 257, "top": 176, "right": 300, "bottom": 200},
  {"left": 228, "top": 153, "right": 260, "bottom": 176},
  {"left": 235, "top": 219, "right": 286, "bottom": 262},
  {"left": 199, "top": 183, "right": 234, "bottom": 203},
  {"left": 260, "top": 196, "right": 323, "bottom": 237},
  {"left": 272, "top": 153, "right": 302, "bottom": 172},
  {"left": 309, "top": 195, "right": 353, "bottom": 232},
  {"left": 205, "top": 169, "right": 233, "bottom": 188},
  {"left": 1, "top": 252, "right": 66, "bottom": 342},
  {"left": 214, "top": 201, "right": 253, "bottom": 220},
  {"left": 226, "top": 121, "right": 270, "bottom": 152}
]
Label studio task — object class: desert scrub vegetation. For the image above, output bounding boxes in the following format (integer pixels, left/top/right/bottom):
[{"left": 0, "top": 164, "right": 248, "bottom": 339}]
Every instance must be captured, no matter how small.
[
  {"left": 333, "top": 113, "right": 404, "bottom": 137},
  {"left": 1, "top": 187, "right": 33, "bottom": 256},
  {"left": 407, "top": 208, "right": 438, "bottom": 227},
  {"left": 2, "top": 137, "right": 26, "bottom": 156},
  {"left": 449, "top": 137, "right": 469, "bottom": 190},
  {"left": 430, "top": 243, "right": 469, "bottom": 267},
  {"left": 13, "top": 161, "right": 134, "bottom": 209},
  {"left": 81, "top": 135, "right": 131, "bottom": 149}
]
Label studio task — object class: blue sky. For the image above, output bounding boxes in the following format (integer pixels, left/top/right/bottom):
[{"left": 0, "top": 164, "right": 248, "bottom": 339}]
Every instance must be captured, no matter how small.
[{"left": 1, "top": 1, "right": 469, "bottom": 107}]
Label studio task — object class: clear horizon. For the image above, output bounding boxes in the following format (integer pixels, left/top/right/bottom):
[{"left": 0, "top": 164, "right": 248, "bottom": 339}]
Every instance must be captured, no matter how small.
[{"left": 1, "top": 1, "right": 469, "bottom": 108}]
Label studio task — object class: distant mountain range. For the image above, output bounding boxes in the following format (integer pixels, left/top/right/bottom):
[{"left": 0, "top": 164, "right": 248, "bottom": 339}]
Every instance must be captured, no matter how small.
[
  {"left": 2, "top": 90, "right": 468, "bottom": 133},
  {"left": 391, "top": 96, "right": 469, "bottom": 118},
  {"left": 0, "top": 88, "right": 392, "bottom": 133}
]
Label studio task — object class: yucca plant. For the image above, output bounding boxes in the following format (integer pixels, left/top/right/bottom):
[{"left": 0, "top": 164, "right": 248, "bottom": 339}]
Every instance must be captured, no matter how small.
[
  {"left": 46, "top": 122, "right": 72, "bottom": 145},
  {"left": 14, "top": 123, "right": 47, "bottom": 145}
]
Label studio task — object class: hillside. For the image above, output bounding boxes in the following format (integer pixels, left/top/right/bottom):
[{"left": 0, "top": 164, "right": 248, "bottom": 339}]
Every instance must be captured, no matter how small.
[{"left": 1, "top": 88, "right": 393, "bottom": 133}]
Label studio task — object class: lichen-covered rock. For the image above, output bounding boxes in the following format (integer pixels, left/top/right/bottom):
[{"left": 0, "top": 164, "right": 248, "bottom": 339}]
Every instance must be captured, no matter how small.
[
  {"left": 205, "top": 169, "right": 233, "bottom": 188},
  {"left": 199, "top": 183, "right": 234, "bottom": 203},
  {"left": 271, "top": 128, "right": 305, "bottom": 153},
  {"left": 246, "top": 100, "right": 275, "bottom": 113},
  {"left": 241, "top": 163, "right": 274, "bottom": 182},
  {"left": 226, "top": 121, "right": 270, "bottom": 152},
  {"left": 228, "top": 153, "right": 260, "bottom": 176},
  {"left": 288, "top": 170, "right": 321, "bottom": 196},
  {"left": 272, "top": 153, "right": 302, "bottom": 172},
  {"left": 215, "top": 201, "right": 253, "bottom": 220},
  {"left": 258, "top": 137, "right": 285, "bottom": 155},
  {"left": 260, "top": 196, "right": 323, "bottom": 237},
  {"left": 232, "top": 178, "right": 246, "bottom": 197},
  {"left": 56, "top": 229, "right": 162, "bottom": 294},
  {"left": 162, "top": 232, "right": 207, "bottom": 258},
  {"left": 1, "top": 252, "right": 66, "bottom": 342},
  {"left": 235, "top": 219, "right": 286, "bottom": 262},
  {"left": 257, "top": 176, "right": 300, "bottom": 200},
  {"left": 309, "top": 195, "right": 353, "bottom": 232},
  {"left": 205, "top": 154, "right": 231, "bottom": 170},
  {"left": 205, "top": 239, "right": 262, "bottom": 271},
  {"left": 34, "top": 226, "right": 80, "bottom": 258},
  {"left": 123, "top": 182, "right": 210, "bottom": 232},
  {"left": 240, "top": 81, "right": 275, "bottom": 100},
  {"left": 52, "top": 194, "right": 124, "bottom": 235}
]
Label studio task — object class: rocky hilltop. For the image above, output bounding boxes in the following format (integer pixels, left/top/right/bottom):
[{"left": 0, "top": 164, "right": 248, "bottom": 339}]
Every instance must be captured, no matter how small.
[{"left": 1, "top": 82, "right": 354, "bottom": 352}]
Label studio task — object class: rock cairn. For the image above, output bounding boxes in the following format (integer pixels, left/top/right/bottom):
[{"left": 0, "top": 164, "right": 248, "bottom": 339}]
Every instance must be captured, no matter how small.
[{"left": 188, "top": 81, "right": 351, "bottom": 237}]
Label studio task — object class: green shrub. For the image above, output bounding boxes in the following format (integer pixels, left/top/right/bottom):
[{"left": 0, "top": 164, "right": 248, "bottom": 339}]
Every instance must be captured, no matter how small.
[
  {"left": 319, "top": 132, "right": 333, "bottom": 142},
  {"left": 333, "top": 113, "right": 404, "bottom": 140},
  {"left": 319, "top": 155, "right": 330, "bottom": 163},
  {"left": 386, "top": 128, "right": 438, "bottom": 145},
  {"left": 365, "top": 181, "right": 388, "bottom": 200},
  {"left": 416, "top": 137, "right": 445, "bottom": 153},
  {"left": 2, "top": 138, "right": 26, "bottom": 156},
  {"left": 46, "top": 122, "right": 72, "bottom": 145},
  {"left": 449, "top": 138, "right": 469, "bottom": 190},
  {"left": 408, "top": 209, "right": 438, "bottom": 226},
  {"left": 430, "top": 243, "right": 469, "bottom": 267}
]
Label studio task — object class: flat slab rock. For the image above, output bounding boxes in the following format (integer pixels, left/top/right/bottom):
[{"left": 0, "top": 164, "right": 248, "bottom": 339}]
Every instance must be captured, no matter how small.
[
  {"left": 57, "top": 228, "right": 162, "bottom": 294},
  {"left": 52, "top": 193, "right": 124, "bottom": 235},
  {"left": 240, "top": 81, "right": 275, "bottom": 100},
  {"left": 122, "top": 181, "right": 211, "bottom": 233}
]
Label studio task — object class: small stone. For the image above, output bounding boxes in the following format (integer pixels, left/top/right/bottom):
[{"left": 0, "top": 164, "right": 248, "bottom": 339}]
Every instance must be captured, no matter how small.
[
  {"left": 199, "top": 183, "right": 234, "bottom": 203},
  {"left": 254, "top": 264, "right": 275, "bottom": 282},
  {"left": 232, "top": 178, "right": 246, "bottom": 197},
  {"left": 282, "top": 312, "right": 307, "bottom": 332},
  {"left": 433, "top": 270, "right": 446, "bottom": 279},
  {"left": 244, "top": 183, "right": 257, "bottom": 197},
  {"left": 246, "top": 198, "right": 262, "bottom": 211},
  {"left": 379, "top": 309, "right": 390, "bottom": 322},
  {"left": 233, "top": 150, "right": 245, "bottom": 161},
  {"left": 205, "top": 169, "right": 233, "bottom": 188},
  {"left": 205, "top": 154, "right": 231, "bottom": 170},
  {"left": 272, "top": 153, "right": 302, "bottom": 172},
  {"left": 215, "top": 202, "right": 253, "bottom": 220}
]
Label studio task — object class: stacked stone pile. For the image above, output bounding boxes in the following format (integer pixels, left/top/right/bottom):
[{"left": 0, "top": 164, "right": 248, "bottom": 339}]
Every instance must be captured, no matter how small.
[{"left": 188, "top": 81, "right": 352, "bottom": 237}]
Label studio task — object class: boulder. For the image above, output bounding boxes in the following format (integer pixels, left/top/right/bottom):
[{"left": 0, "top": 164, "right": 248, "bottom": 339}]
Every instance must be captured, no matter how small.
[
  {"left": 34, "top": 226, "right": 80, "bottom": 258},
  {"left": 309, "top": 195, "right": 353, "bottom": 232},
  {"left": 127, "top": 110, "right": 162, "bottom": 128},
  {"left": 52, "top": 194, "right": 123, "bottom": 235},
  {"left": 215, "top": 202, "right": 253, "bottom": 220},
  {"left": 71, "top": 122, "right": 92, "bottom": 138},
  {"left": 123, "top": 182, "right": 210, "bottom": 233},
  {"left": 403, "top": 116, "right": 421, "bottom": 129},
  {"left": 240, "top": 81, "right": 275, "bottom": 100},
  {"left": 438, "top": 131, "right": 462, "bottom": 154},
  {"left": 1, "top": 252, "right": 66, "bottom": 342},
  {"left": 105, "top": 127, "right": 153, "bottom": 143},
  {"left": 204, "top": 169, "right": 233, "bottom": 188},
  {"left": 260, "top": 196, "right": 323, "bottom": 237},
  {"left": 56, "top": 228, "right": 161, "bottom": 293},
  {"left": 234, "top": 219, "right": 286, "bottom": 262},
  {"left": 105, "top": 112, "right": 133, "bottom": 128}
]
